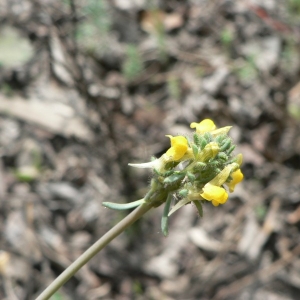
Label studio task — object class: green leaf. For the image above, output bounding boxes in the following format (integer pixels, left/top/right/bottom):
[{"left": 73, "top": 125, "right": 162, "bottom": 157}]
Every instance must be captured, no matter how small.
[
  {"left": 14, "top": 166, "right": 39, "bottom": 182},
  {"left": 178, "top": 189, "right": 188, "bottom": 197},
  {"left": 203, "top": 132, "right": 213, "bottom": 143},
  {"left": 193, "top": 200, "right": 203, "bottom": 217},
  {"left": 220, "top": 139, "right": 231, "bottom": 152},
  {"left": 193, "top": 162, "right": 206, "bottom": 171},
  {"left": 163, "top": 172, "right": 185, "bottom": 184},
  {"left": 168, "top": 198, "right": 191, "bottom": 216},
  {"left": 199, "top": 137, "right": 208, "bottom": 150},
  {"left": 215, "top": 134, "right": 227, "bottom": 144},
  {"left": 192, "top": 144, "right": 199, "bottom": 158},
  {"left": 187, "top": 171, "right": 196, "bottom": 183},
  {"left": 161, "top": 194, "right": 172, "bottom": 236},
  {"left": 216, "top": 152, "right": 228, "bottom": 161},
  {"left": 102, "top": 199, "right": 145, "bottom": 210},
  {"left": 227, "top": 145, "right": 236, "bottom": 154}
]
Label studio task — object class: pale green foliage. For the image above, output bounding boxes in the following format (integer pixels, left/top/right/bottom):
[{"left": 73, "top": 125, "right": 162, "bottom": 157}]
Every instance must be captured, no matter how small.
[
  {"left": 235, "top": 55, "right": 258, "bottom": 84},
  {"left": 281, "top": 38, "right": 298, "bottom": 75},
  {"left": 289, "top": 0, "right": 300, "bottom": 17},
  {"left": 255, "top": 204, "right": 267, "bottom": 221},
  {"left": 0, "top": 83, "right": 14, "bottom": 97},
  {"left": 76, "top": 0, "right": 111, "bottom": 52},
  {"left": 122, "top": 44, "right": 144, "bottom": 81},
  {"left": 220, "top": 28, "right": 234, "bottom": 48},
  {"left": 288, "top": 104, "right": 300, "bottom": 120},
  {"left": 167, "top": 76, "right": 181, "bottom": 100},
  {"left": 0, "top": 26, "right": 34, "bottom": 67}
]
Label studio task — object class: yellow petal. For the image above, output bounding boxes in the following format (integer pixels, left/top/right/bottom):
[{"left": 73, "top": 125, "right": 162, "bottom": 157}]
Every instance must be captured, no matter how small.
[
  {"left": 165, "top": 135, "right": 188, "bottom": 161},
  {"left": 200, "top": 183, "right": 228, "bottom": 205},
  {"left": 226, "top": 169, "right": 244, "bottom": 192},
  {"left": 190, "top": 119, "right": 216, "bottom": 133},
  {"left": 212, "top": 200, "right": 220, "bottom": 207},
  {"left": 166, "top": 135, "right": 187, "bottom": 148}
]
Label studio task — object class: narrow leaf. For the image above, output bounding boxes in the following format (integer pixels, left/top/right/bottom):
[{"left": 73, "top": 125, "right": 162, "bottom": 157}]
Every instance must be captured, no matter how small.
[
  {"left": 193, "top": 200, "right": 203, "bottom": 217},
  {"left": 163, "top": 173, "right": 185, "bottom": 184},
  {"left": 187, "top": 171, "right": 195, "bottom": 183},
  {"left": 161, "top": 194, "right": 172, "bottom": 236},
  {"left": 193, "top": 133, "right": 201, "bottom": 147},
  {"left": 168, "top": 198, "right": 191, "bottom": 216},
  {"left": 192, "top": 144, "right": 199, "bottom": 158},
  {"left": 102, "top": 199, "right": 145, "bottom": 210},
  {"left": 178, "top": 189, "right": 188, "bottom": 197}
]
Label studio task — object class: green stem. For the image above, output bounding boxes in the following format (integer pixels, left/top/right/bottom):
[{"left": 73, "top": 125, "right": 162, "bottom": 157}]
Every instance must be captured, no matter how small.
[{"left": 36, "top": 202, "right": 152, "bottom": 300}]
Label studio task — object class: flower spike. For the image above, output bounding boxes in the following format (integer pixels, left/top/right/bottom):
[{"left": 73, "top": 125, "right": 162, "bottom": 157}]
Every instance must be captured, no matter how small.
[
  {"left": 190, "top": 119, "right": 216, "bottom": 133},
  {"left": 110, "top": 119, "right": 243, "bottom": 233}
]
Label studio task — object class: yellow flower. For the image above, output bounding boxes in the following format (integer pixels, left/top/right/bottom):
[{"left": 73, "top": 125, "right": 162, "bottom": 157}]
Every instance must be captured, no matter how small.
[
  {"left": 226, "top": 169, "right": 243, "bottom": 192},
  {"left": 199, "top": 162, "right": 242, "bottom": 206},
  {"left": 190, "top": 119, "right": 216, "bottom": 133},
  {"left": 190, "top": 119, "right": 232, "bottom": 136},
  {"left": 165, "top": 135, "right": 188, "bottom": 161},
  {"left": 200, "top": 183, "right": 228, "bottom": 206}
]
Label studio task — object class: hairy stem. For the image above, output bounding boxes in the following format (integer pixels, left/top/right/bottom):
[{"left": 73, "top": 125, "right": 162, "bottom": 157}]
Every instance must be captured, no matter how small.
[{"left": 36, "top": 202, "right": 152, "bottom": 300}]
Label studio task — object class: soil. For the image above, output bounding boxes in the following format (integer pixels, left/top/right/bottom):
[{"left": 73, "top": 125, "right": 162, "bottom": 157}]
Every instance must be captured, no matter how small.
[{"left": 1, "top": 1, "right": 300, "bottom": 299}]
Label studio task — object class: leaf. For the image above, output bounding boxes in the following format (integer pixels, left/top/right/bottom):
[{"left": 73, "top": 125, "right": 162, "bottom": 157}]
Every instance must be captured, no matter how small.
[
  {"left": 178, "top": 189, "right": 188, "bottom": 197},
  {"left": 102, "top": 199, "right": 145, "bottom": 210},
  {"left": 193, "top": 200, "right": 203, "bottom": 217},
  {"left": 161, "top": 194, "right": 172, "bottom": 236},
  {"left": 192, "top": 144, "right": 199, "bottom": 158},
  {"left": 168, "top": 198, "right": 191, "bottom": 216},
  {"left": 163, "top": 172, "right": 185, "bottom": 184},
  {"left": 187, "top": 171, "right": 195, "bottom": 182}
]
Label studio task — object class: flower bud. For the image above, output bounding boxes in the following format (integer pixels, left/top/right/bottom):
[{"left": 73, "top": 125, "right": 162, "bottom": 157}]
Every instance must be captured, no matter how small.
[
  {"left": 163, "top": 172, "right": 185, "bottom": 184},
  {"left": 198, "top": 142, "right": 219, "bottom": 162},
  {"left": 192, "top": 144, "right": 199, "bottom": 158},
  {"left": 187, "top": 171, "right": 196, "bottom": 182},
  {"left": 220, "top": 139, "right": 231, "bottom": 152},
  {"left": 178, "top": 189, "right": 189, "bottom": 197}
]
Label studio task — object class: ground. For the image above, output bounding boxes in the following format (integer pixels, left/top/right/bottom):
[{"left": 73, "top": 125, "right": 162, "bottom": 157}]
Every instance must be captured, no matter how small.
[{"left": 1, "top": 0, "right": 300, "bottom": 299}]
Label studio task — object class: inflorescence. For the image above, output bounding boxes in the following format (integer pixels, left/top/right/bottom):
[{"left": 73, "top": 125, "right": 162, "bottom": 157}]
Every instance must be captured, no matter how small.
[{"left": 103, "top": 119, "right": 243, "bottom": 236}]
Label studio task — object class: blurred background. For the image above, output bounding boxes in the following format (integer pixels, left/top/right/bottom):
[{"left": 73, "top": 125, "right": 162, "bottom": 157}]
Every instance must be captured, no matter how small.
[{"left": 1, "top": 0, "right": 300, "bottom": 299}]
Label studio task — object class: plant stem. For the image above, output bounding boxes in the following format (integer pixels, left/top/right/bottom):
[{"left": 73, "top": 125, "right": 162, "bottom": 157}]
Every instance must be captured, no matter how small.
[{"left": 36, "top": 202, "right": 152, "bottom": 300}]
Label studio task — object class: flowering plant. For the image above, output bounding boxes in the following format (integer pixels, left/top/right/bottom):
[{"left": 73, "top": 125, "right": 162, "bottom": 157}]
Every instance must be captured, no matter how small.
[
  {"left": 104, "top": 119, "right": 243, "bottom": 235},
  {"left": 37, "top": 119, "right": 243, "bottom": 300}
]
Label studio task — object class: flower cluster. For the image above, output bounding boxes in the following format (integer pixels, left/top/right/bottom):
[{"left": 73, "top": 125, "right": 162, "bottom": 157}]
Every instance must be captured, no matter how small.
[{"left": 105, "top": 119, "right": 243, "bottom": 236}]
